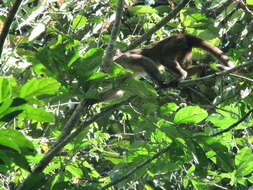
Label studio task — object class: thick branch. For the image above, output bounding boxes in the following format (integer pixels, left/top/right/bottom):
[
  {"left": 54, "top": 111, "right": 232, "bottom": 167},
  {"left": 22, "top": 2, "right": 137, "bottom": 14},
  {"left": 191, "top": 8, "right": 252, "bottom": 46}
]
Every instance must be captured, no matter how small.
[
  {"left": 16, "top": 98, "right": 131, "bottom": 190},
  {"left": 0, "top": 0, "right": 23, "bottom": 59},
  {"left": 101, "top": 0, "right": 124, "bottom": 72},
  {"left": 101, "top": 145, "right": 171, "bottom": 189},
  {"left": 125, "top": 0, "right": 191, "bottom": 51}
]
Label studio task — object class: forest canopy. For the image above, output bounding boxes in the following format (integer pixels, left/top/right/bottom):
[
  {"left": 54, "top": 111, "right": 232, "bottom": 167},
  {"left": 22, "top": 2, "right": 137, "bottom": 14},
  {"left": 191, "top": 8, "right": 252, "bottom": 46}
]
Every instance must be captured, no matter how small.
[{"left": 0, "top": 0, "right": 253, "bottom": 189}]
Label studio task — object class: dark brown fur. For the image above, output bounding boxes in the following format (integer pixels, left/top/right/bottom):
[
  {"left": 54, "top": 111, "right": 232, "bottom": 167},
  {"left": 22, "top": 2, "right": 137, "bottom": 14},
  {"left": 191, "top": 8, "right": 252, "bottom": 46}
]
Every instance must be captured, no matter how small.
[{"left": 114, "top": 34, "right": 234, "bottom": 87}]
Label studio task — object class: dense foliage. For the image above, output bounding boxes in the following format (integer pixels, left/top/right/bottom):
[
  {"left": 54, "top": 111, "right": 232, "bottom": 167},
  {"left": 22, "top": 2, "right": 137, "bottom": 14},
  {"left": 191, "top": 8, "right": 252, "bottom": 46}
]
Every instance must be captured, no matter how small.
[{"left": 0, "top": 0, "right": 253, "bottom": 189}]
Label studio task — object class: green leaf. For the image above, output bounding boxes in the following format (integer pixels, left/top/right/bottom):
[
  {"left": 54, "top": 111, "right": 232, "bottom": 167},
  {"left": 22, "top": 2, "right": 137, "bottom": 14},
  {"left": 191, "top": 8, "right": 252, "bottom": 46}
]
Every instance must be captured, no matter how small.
[
  {"left": 73, "top": 48, "right": 104, "bottom": 80},
  {"left": 199, "top": 136, "right": 234, "bottom": 172},
  {"left": 128, "top": 5, "right": 158, "bottom": 15},
  {"left": 180, "top": 8, "right": 209, "bottom": 28},
  {"left": 1, "top": 147, "right": 32, "bottom": 171},
  {"left": 248, "top": 175, "right": 253, "bottom": 183},
  {"left": 66, "top": 165, "right": 83, "bottom": 178},
  {"left": 20, "top": 78, "right": 60, "bottom": 98},
  {"left": 104, "top": 156, "right": 122, "bottom": 165},
  {"left": 174, "top": 106, "right": 208, "bottom": 124},
  {"left": 122, "top": 78, "right": 157, "bottom": 99},
  {"left": 72, "top": 15, "right": 87, "bottom": 29},
  {"left": 108, "top": 62, "right": 132, "bottom": 77},
  {"left": 235, "top": 147, "right": 253, "bottom": 177},
  {"left": 0, "top": 129, "right": 34, "bottom": 152},
  {"left": 247, "top": 0, "right": 253, "bottom": 5},
  {"left": 237, "top": 160, "right": 253, "bottom": 177},
  {"left": 0, "top": 98, "right": 27, "bottom": 122},
  {"left": 0, "top": 135, "right": 20, "bottom": 153},
  {"left": 151, "top": 129, "right": 173, "bottom": 144},
  {"left": 20, "top": 173, "right": 46, "bottom": 189},
  {"left": 0, "top": 98, "right": 12, "bottom": 115},
  {"left": 160, "top": 103, "right": 178, "bottom": 117},
  {"left": 21, "top": 105, "right": 54, "bottom": 123},
  {"left": 208, "top": 105, "right": 239, "bottom": 129},
  {"left": 0, "top": 77, "right": 12, "bottom": 102},
  {"left": 83, "top": 161, "right": 101, "bottom": 178},
  {"left": 235, "top": 147, "right": 253, "bottom": 166}
]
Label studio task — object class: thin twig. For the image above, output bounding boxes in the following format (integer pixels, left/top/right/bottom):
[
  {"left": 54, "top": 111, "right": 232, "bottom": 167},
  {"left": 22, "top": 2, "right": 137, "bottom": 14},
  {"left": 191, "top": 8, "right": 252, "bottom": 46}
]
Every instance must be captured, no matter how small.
[
  {"left": 0, "top": 0, "right": 23, "bottom": 59},
  {"left": 125, "top": 0, "right": 191, "bottom": 51},
  {"left": 179, "top": 59, "right": 253, "bottom": 86},
  {"left": 235, "top": 0, "right": 253, "bottom": 16},
  {"left": 229, "top": 73, "right": 253, "bottom": 82},
  {"left": 101, "top": 145, "right": 171, "bottom": 189},
  {"left": 206, "top": 0, "right": 234, "bottom": 17},
  {"left": 211, "top": 108, "right": 253, "bottom": 136}
]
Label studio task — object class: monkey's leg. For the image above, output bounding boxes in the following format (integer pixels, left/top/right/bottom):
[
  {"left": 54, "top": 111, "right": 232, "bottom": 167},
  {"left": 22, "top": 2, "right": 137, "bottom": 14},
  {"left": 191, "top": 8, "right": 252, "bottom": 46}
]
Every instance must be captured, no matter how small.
[{"left": 165, "top": 60, "right": 188, "bottom": 87}]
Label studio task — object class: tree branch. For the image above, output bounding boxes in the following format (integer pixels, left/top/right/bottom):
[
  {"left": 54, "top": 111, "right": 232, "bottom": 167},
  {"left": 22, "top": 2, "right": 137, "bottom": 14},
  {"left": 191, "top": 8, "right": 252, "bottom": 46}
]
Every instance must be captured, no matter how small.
[
  {"left": 179, "top": 59, "right": 253, "bottom": 86},
  {"left": 235, "top": 0, "right": 253, "bottom": 16},
  {"left": 229, "top": 73, "right": 253, "bottom": 82},
  {"left": 101, "top": 0, "right": 124, "bottom": 72},
  {"left": 125, "top": 0, "right": 191, "bottom": 51},
  {"left": 206, "top": 0, "right": 234, "bottom": 17},
  {"left": 16, "top": 97, "right": 132, "bottom": 190},
  {"left": 0, "top": 0, "right": 23, "bottom": 59},
  {"left": 101, "top": 145, "right": 171, "bottom": 190},
  {"left": 211, "top": 107, "right": 253, "bottom": 136},
  {"left": 55, "top": 99, "right": 95, "bottom": 146}
]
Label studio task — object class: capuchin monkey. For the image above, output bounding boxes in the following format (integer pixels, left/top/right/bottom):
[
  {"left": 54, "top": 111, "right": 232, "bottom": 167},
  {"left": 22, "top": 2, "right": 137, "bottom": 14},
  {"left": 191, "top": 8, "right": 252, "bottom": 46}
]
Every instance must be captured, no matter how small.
[{"left": 113, "top": 34, "right": 234, "bottom": 88}]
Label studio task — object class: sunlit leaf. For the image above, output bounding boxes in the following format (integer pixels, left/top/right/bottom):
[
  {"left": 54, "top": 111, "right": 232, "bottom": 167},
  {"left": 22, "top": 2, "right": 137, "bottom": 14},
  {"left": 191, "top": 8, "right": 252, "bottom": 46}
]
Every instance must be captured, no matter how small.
[
  {"left": 208, "top": 105, "right": 239, "bottom": 129},
  {"left": 235, "top": 147, "right": 253, "bottom": 177},
  {"left": 174, "top": 106, "right": 208, "bottom": 124},
  {"left": 160, "top": 103, "right": 178, "bottom": 117},
  {"left": 0, "top": 77, "right": 12, "bottom": 102},
  {"left": 20, "top": 78, "right": 60, "bottom": 98},
  {"left": 21, "top": 105, "right": 54, "bottom": 123},
  {"left": 151, "top": 129, "right": 172, "bottom": 143},
  {"left": 246, "top": 0, "right": 253, "bottom": 6},
  {"left": 128, "top": 5, "right": 158, "bottom": 15},
  {"left": 0, "top": 129, "right": 34, "bottom": 152},
  {"left": 83, "top": 161, "right": 101, "bottom": 178},
  {"left": 72, "top": 15, "right": 87, "bottom": 29},
  {"left": 66, "top": 165, "right": 83, "bottom": 178}
]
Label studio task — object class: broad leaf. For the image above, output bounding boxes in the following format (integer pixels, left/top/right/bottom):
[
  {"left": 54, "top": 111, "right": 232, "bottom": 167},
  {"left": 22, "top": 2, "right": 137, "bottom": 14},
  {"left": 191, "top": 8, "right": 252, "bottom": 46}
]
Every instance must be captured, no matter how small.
[
  {"left": 0, "top": 129, "right": 34, "bottom": 152},
  {"left": 21, "top": 105, "right": 54, "bottom": 123},
  {"left": 20, "top": 78, "right": 60, "bottom": 98},
  {"left": 66, "top": 165, "right": 83, "bottom": 178},
  {"left": 235, "top": 147, "right": 253, "bottom": 177},
  {"left": 174, "top": 106, "right": 208, "bottom": 124}
]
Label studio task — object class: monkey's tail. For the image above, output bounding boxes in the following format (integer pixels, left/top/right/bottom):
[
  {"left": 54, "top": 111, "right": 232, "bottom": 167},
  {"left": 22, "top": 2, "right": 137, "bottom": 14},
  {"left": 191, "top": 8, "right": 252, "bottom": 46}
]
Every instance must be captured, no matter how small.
[{"left": 185, "top": 34, "right": 234, "bottom": 68}]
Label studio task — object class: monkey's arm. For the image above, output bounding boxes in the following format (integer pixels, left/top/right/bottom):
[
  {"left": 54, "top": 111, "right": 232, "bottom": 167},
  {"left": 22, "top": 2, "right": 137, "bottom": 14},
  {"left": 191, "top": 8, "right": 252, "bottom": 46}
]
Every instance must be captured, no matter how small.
[{"left": 115, "top": 53, "right": 168, "bottom": 88}]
